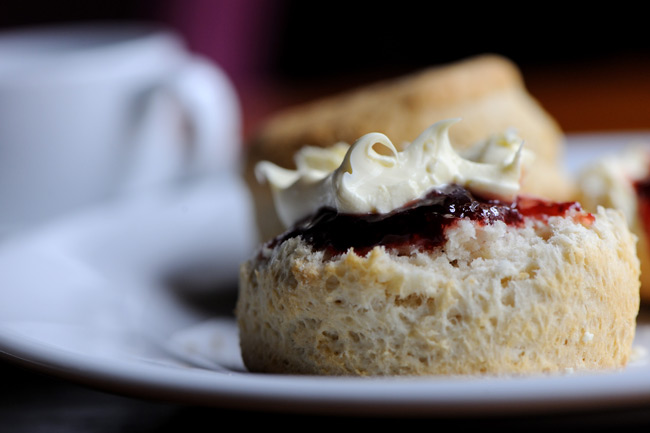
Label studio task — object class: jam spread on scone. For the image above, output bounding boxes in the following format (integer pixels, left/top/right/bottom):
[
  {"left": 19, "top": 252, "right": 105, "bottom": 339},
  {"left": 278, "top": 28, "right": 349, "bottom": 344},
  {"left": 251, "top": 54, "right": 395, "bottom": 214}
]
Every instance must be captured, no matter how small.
[
  {"left": 258, "top": 118, "right": 592, "bottom": 257},
  {"left": 272, "top": 184, "right": 588, "bottom": 257},
  {"left": 634, "top": 174, "right": 650, "bottom": 234}
]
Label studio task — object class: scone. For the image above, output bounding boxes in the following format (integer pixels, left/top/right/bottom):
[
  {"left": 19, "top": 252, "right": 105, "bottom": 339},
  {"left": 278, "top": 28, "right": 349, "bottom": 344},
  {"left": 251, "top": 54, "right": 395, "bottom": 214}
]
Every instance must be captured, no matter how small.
[
  {"left": 244, "top": 54, "right": 575, "bottom": 243},
  {"left": 578, "top": 146, "right": 650, "bottom": 301},
  {"left": 236, "top": 120, "right": 640, "bottom": 376}
]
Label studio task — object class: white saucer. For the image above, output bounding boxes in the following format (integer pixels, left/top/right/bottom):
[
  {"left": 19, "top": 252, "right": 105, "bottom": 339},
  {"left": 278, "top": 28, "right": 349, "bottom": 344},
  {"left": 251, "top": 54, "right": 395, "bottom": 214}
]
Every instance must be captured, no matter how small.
[{"left": 2, "top": 135, "right": 650, "bottom": 416}]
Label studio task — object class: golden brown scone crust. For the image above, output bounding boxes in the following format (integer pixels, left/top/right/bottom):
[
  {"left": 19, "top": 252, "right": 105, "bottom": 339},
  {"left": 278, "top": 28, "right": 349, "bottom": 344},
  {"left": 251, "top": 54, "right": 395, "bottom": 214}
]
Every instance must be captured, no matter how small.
[
  {"left": 245, "top": 55, "right": 575, "bottom": 242},
  {"left": 237, "top": 208, "right": 640, "bottom": 376}
]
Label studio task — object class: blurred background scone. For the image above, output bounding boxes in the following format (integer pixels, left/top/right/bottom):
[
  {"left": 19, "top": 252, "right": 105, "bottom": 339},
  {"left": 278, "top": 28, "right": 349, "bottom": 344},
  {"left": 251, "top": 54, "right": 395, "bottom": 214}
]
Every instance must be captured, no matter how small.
[
  {"left": 578, "top": 146, "right": 650, "bottom": 301},
  {"left": 244, "top": 54, "right": 576, "bottom": 243}
]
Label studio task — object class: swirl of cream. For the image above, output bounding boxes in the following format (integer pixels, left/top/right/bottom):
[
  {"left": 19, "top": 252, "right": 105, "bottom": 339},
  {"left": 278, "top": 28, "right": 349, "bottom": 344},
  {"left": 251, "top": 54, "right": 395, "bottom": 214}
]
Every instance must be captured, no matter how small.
[{"left": 257, "top": 119, "right": 528, "bottom": 228}]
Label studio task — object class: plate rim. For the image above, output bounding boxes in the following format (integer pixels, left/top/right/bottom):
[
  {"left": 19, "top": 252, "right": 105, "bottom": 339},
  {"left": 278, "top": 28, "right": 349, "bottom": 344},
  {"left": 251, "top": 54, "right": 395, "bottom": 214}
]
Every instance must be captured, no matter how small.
[{"left": 3, "top": 322, "right": 650, "bottom": 416}]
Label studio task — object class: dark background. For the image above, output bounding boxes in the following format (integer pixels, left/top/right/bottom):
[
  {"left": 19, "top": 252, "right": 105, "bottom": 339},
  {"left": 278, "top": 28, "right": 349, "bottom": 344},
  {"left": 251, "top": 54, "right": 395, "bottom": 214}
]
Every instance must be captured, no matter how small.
[
  {"left": 3, "top": 0, "right": 650, "bottom": 137},
  {"left": 2, "top": 1, "right": 647, "bottom": 78}
]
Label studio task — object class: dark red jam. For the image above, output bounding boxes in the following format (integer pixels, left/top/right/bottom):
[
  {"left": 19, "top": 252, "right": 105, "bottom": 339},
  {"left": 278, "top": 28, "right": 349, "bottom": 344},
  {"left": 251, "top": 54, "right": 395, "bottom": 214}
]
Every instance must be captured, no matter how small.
[
  {"left": 268, "top": 184, "right": 590, "bottom": 257},
  {"left": 634, "top": 175, "right": 650, "bottom": 231}
]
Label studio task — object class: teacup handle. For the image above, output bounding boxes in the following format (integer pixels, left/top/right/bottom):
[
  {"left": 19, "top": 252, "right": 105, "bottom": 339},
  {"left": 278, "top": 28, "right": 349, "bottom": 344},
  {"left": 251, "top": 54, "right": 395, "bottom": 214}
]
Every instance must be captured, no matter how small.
[
  {"left": 164, "top": 56, "right": 241, "bottom": 175},
  {"left": 121, "top": 56, "right": 241, "bottom": 193}
]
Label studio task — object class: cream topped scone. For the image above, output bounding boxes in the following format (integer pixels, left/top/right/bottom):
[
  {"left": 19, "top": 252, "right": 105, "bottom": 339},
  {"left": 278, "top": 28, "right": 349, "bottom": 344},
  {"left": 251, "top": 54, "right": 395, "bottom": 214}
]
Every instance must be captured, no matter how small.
[
  {"left": 237, "top": 120, "right": 640, "bottom": 376},
  {"left": 245, "top": 55, "right": 576, "bottom": 244},
  {"left": 578, "top": 147, "right": 650, "bottom": 301}
]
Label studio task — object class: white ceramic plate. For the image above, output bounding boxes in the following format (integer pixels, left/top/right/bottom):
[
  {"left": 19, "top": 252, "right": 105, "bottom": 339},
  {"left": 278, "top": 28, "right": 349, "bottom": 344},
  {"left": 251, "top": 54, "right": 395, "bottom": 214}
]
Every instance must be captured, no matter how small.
[{"left": 2, "top": 134, "right": 650, "bottom": 417}]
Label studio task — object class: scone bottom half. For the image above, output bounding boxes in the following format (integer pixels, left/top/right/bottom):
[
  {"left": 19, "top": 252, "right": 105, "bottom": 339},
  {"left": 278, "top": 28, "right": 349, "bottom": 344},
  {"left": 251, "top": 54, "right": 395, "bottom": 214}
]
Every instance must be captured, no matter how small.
[{"left": 237, "top": 184, "right": 640, "bottom": 376}]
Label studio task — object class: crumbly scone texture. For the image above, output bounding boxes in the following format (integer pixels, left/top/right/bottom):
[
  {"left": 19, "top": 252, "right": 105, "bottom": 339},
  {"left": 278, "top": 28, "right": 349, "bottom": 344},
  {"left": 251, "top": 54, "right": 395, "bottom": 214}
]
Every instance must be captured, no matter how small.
[
  {"left": 236, "top": 207, "right": 640, "bottom": 376},
  {"left": 244, "top": 54, "right": 574, "bottom": 242}
]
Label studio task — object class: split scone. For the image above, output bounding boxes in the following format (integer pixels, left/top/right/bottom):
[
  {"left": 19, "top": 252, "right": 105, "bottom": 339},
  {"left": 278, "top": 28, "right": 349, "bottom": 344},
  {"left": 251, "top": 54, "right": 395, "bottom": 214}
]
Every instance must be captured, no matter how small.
[
  {"left": 237, "top": 120, "right": 640, "bottom": 376},
  {"left": 245, "top": 54, "right": 575, "bottom": 243},
  {"left": 578, "top": 147, "right": 650, "bottom": 301}
]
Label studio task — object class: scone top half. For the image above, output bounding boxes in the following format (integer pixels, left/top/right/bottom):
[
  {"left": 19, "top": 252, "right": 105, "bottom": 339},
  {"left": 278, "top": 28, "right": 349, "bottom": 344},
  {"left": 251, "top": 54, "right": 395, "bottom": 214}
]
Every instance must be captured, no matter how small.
[
  {"left": 245, "top": 54, "right": 574, "bottom": 243},
  {"left": 237, "top": 120, "right": 640, "bottom": 376}
]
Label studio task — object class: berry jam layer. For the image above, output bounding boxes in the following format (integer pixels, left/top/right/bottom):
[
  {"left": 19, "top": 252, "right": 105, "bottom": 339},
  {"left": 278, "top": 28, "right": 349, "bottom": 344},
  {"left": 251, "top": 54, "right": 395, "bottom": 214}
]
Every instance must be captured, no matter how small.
[
  {"left": 272, "top": 184, "right": 588, "bottom": 257},
  {"left": 634, "top": 176, "right": 650, "bottom": 233}
]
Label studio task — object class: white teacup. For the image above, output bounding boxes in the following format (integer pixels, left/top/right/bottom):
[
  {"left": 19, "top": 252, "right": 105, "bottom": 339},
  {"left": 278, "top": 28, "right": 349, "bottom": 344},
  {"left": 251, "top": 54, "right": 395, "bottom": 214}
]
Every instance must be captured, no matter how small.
[{"left": 0, "top": 22, "right": 240, "bottom": 235}]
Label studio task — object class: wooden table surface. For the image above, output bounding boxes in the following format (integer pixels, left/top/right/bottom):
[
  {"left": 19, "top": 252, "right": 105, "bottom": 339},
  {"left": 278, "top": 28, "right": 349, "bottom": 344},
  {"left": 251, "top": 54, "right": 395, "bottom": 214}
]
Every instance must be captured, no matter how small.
[{"left": 2, "top": 57, "right": 650, "bottom": 431}]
